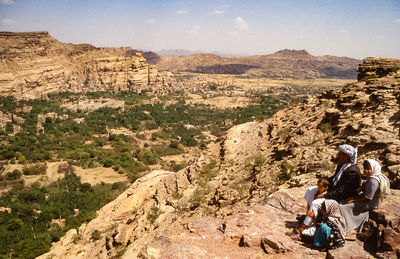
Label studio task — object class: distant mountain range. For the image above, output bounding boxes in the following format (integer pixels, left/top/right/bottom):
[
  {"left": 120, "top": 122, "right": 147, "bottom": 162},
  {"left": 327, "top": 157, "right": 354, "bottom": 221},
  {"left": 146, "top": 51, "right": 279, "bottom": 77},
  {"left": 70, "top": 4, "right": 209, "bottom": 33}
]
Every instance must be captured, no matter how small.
[
  {"left": 156, "top": 49, "right": 242, "bottom": 57},
  {"left": 155, "top": 49, "right": 361, "bottom": 78},
  {"left": 91, "top": 47, "right": 361, "bottom": 78}
]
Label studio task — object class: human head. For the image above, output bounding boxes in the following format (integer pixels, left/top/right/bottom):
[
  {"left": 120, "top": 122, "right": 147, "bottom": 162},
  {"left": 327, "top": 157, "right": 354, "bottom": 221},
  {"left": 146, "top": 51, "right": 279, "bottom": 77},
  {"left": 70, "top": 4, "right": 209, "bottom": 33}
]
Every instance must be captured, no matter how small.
[
  {"left": 317, "top": 177, "right": 329, "bottom": 193},
  {"left": 363, "top": 159, "right": 381, "bottom": 178},
  {"left": 337, "top": 144, "right": 357, "bottom": 165}
]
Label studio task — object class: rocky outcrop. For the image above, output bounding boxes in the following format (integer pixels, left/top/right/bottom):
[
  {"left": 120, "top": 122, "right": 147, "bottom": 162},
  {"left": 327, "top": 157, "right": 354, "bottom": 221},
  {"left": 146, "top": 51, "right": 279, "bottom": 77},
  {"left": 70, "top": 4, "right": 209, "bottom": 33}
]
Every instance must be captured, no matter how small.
[
  {"left": 357, "top": 58, "right": 400, "bottom": 81},
  {"left": 155, "top": 49, "right": 361, "bottom": 78},
  {"left": 39, "top": 59, "right": 400, "bottom": 258},
  {"left": 39, "top": 174, "right": 400, "bottom": 258},
  {"left": 100, "top": 47, "right": 160, "bottom": 64},
  {"left": 0, "top": 31, "right": 165, "bottom": 99},
  {"left": 82, "top": 53, "right": 158, "bottom": 92}
]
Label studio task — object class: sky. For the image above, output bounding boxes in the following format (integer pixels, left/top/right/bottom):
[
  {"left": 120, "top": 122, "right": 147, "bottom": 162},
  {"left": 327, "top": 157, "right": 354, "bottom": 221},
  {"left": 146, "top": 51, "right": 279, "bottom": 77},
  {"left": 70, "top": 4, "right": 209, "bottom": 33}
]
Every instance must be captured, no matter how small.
[{"left": 1, "top": 0, "right": 400, "bottom": 59}]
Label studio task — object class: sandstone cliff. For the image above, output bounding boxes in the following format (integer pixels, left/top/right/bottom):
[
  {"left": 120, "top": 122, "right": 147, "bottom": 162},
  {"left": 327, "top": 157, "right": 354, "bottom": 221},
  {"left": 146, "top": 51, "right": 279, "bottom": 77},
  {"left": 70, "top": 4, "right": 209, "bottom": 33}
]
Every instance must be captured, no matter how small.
[
  {"left": 100, "top": 47, "right": 160, "bottom": 64},
  {"left": 38, "top": 59, "right": 400, "bottom": 258},
  {"left": 0, "top": 32, "right": 164, "bottom": 99},
  {"left": 155, "top": 49, "right": 361, "bottom": 78}
]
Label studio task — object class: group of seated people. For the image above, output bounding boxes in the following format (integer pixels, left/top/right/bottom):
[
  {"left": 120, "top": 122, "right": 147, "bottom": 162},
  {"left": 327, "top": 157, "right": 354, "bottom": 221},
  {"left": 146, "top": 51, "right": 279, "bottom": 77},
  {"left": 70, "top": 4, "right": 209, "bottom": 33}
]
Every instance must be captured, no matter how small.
[{"left": 291, "top": 144, "right": 391, "bottom": 249}]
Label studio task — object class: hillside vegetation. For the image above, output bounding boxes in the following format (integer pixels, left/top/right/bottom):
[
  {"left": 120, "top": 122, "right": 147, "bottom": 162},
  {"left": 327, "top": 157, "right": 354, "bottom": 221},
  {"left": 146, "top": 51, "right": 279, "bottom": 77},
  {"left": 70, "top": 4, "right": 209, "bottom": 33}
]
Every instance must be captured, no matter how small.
[{"left": 35, "top": 58, "right": 400, "bottom": 259}]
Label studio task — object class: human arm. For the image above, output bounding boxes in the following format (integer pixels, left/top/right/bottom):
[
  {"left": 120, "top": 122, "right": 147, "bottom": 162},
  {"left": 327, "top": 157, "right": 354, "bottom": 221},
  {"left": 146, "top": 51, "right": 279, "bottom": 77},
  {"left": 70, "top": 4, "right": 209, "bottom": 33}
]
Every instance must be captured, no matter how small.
[
  {"left": 346, "top": 178, "right": 379, "bottom": 203},
  {"left": 345, "top": 197, "right": 369, "bottom": 204},
  {"left": 306, "top": 210, "right": 317, "bottom": 226},
  {"left": 323, "top": 168, "right": 360, "bottom": 201},
  {"left": 314, "top": 192, "right": 324, "bottom": 199}
]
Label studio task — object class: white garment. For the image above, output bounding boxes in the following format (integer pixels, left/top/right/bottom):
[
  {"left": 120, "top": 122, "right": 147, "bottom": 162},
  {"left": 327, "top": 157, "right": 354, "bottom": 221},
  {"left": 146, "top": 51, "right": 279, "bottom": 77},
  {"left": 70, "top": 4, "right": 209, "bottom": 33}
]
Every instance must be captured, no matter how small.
[
  {"left": 302, "top": 226, "right": 316, "bottom": 237},
  {"left": 367, "top": 159, "right": 391, "bottom": 198},
  {"left": 303, "top": 186, "right": 319, "bottom": 207},
  {"left": 303, "top": 198, "right": 325, "bottom": 227},
  {"left": 332, "top": 163, "right": 352, "bottom": 186},
  {"left": 333, "top": 144, "right": 358, "bottom": 186}
]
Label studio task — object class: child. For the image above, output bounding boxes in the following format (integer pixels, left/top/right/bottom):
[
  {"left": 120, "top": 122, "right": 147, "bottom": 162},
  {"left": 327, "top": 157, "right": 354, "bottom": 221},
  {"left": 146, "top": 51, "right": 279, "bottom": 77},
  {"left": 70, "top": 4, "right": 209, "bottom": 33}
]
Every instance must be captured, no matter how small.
[
  {"left": 303, "top": 177, "right": 330, "bottom": 211},
  {"left": 291, "top": 177, "right": 330, "bottom": 240}
]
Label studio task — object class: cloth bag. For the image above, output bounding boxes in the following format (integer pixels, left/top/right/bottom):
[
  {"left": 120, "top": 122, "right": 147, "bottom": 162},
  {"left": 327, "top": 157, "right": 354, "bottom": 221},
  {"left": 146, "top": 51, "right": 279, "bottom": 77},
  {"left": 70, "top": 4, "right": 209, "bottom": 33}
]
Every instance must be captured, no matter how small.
[{"left": 314, "top": 223, "right": 331, "bottom": 247}]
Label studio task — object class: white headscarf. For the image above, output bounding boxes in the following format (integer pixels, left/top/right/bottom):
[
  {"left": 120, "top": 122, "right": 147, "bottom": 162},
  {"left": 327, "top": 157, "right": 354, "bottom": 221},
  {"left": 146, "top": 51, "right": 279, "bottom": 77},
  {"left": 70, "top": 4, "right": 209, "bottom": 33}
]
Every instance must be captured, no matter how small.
[
  {"left": 333, "top": 144, "right": 358, "bottom": 186},
  {"left": 338, "top": 144, "right": 358, "bottom": 164},
  {"left": 366, "top": 159, "right": 391, "bottom": 198}
]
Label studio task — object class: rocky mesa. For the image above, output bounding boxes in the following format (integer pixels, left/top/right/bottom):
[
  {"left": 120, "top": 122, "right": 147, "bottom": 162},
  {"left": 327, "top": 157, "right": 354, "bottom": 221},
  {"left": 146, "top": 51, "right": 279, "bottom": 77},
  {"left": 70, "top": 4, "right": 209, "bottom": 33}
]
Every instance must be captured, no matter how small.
[
  {"left": 39, "top": 59, "right": 400, "bottom": 259},
  {"left": 0, "top": 31, "right": 165, "bottom": 99}
]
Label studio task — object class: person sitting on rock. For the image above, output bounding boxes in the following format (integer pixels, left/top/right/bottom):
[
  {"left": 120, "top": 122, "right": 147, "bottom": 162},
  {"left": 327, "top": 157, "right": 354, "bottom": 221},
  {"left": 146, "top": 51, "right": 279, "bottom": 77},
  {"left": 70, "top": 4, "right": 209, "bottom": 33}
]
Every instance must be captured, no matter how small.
[
  {"left": 303, "top": 177, "right": 330, "bottom": 211},
  {"left": 340, "top": 159, "right": 390, "bottom": 239},
  {"left": 295, "top": 144, "right": 361, "bottom": 237},
  {"left": 291, "top": 199, "right": 346, "bottom": 249},
  {"left": 316, "top": 144, "right": 362, "bottom": 202}
]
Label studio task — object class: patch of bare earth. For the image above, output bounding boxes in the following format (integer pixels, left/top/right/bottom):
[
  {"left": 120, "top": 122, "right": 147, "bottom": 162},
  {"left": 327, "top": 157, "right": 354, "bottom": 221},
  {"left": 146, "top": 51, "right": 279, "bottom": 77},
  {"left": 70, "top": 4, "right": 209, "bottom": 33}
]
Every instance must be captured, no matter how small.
[{"left": 186, "top": 93, "right": 251, "bottom": 109}]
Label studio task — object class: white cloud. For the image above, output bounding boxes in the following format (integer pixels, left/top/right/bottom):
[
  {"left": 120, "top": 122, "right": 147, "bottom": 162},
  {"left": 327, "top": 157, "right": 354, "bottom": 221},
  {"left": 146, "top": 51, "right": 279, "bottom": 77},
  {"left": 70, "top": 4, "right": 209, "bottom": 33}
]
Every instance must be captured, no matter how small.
[
  {"left": 189, "top": 25, "right": 200, "bottom": 34},
  {"left": 1, "top": 0, "right": 15, "bottom": 4},
  {"left": 234, "top": 17, "right": 248, "bottom": 30},
  {"left": 176, "top": 9, "right": 188, "bottom": 15},
  {"left": 147, "top": 18, "right": 156, "bottom": 24},
  {"left": 214, "top": 10, "right": 224, "bottom": 15},
  {"left": 395, "top": 18, "right": 400, "bottom": 23},
  {"left": 1, "top": 19, "right": 17, "bottom": 25}
]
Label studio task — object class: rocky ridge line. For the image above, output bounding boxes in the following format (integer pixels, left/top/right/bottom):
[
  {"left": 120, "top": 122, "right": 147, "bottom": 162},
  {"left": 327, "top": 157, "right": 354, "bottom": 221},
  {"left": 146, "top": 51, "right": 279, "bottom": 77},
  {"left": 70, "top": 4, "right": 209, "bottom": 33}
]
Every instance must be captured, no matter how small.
[
  {"left": 155, "top": 49, "right": 361, "bottom": 78},
  {"left": 0, "top": 31, "right": 168, "bottom": 99}
]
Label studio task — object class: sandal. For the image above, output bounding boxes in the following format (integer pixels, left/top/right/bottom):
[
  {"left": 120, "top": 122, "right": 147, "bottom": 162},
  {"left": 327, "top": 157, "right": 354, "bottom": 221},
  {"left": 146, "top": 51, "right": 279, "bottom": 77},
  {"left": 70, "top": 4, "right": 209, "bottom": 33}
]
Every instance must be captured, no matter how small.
[
  {"left": 290, "top": 233, "right": 302, "bottom": 241},
  {"left": 345, "top": 232, "right": 357, "bottom": 241}
]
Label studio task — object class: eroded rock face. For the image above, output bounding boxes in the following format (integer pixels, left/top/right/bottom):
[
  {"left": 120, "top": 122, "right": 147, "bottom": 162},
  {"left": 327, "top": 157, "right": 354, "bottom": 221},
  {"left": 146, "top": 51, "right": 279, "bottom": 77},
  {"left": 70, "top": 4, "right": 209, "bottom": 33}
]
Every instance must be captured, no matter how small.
[
  {"left": 39, "top": 177, "right": 400, "bottom": 259},
  {"left": 357, "top": 58, "right": 400, "bottom": 81},
  {"left": 38, "top": 59, "right": 400, "bottom": 258},
  {"left": 0, "top": 31, "right": 164, "bottom": 99}
]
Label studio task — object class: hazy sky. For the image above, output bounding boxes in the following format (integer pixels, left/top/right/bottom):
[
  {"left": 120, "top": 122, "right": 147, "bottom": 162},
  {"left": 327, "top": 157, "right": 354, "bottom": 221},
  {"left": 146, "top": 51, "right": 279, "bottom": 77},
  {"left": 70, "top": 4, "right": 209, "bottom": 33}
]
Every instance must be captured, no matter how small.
[{"left": 1, "top": 0, "right": 399, "bottom": 59}]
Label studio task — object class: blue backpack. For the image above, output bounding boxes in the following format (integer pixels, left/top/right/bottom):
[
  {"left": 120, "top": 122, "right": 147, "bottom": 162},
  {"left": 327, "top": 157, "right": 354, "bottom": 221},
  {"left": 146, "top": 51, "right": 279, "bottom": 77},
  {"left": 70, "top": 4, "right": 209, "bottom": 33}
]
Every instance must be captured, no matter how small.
[{"left": 314, "top": 223, "right": 331, "bottom": 247}]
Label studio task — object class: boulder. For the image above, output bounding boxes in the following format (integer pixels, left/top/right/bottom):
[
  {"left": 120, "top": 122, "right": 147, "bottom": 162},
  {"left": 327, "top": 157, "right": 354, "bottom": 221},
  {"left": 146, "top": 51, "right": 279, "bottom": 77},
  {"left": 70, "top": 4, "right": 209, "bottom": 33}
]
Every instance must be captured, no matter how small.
[
  {"left": 381, "top": 227, "right": 400, "bottom": 252},
  {"left": 326, "top": 240, "right": 372, "bottom": 259}
]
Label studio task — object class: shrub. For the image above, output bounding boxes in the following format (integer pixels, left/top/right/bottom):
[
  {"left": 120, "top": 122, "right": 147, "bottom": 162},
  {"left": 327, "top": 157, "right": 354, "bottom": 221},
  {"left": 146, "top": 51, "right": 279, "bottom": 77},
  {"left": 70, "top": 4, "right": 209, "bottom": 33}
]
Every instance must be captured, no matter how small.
[
  {"left": 360, "top": 74, "right": 378, "bottom": 81},
  {"left": 199, "top": 159, "right": 218, "bottom": 182},
  {"left": 277, "top": 127, "right": 291, "bottom": 142},
  {"left": 137, "top": 149, "right": 157, "bottom": 165},
  {"left": 22, "top": 163, "right": 47, "bottom": 175},
  {"left": 151, "top": 145, "right": 183, "bottom": 157},
  {"left": 90, "top": 230, "right": 102, "bottom": 241},
  {"left": 253, "top": 154, "right": 266, "bottom": 172},
  {"left": 111, "top": 181, "right": 127, "bottom": 190},
  {"left": 279, "top": 160, "right": 296, "bottom": 182},
  {"left": 319, "top": 122, "right": 334, "bottom": 135},
  {"left": 189, "top": 187, "right": 208, "bottom": 209},
  {"left": 147, "top": 206, "right": 162, "bottom": 224},
  {"left": 172, "top": 190, "right": 183, "bottom": 200},
  {"left": 172, "top": 163, "right": 188, "bottom": 172},
  {"left": 5, "top": 169, "right": 22, "bottom": 180},
  {"left": 169, "top": 141, "right": 178, "bottom": 149}
]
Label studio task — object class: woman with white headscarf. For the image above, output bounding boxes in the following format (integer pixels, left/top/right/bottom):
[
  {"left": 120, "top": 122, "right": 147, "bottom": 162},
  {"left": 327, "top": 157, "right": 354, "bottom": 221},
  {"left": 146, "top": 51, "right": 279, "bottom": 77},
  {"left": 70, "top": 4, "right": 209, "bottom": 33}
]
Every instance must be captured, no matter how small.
[{"left": 340, "top": 159, "right": 390, "bottom": 235}]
